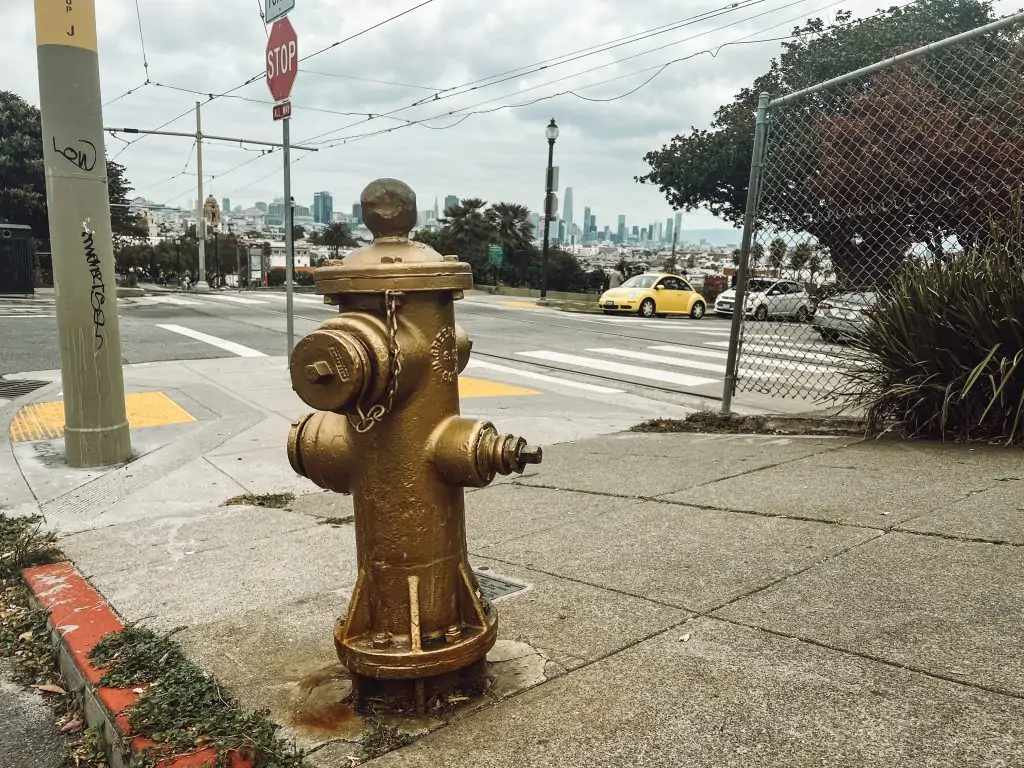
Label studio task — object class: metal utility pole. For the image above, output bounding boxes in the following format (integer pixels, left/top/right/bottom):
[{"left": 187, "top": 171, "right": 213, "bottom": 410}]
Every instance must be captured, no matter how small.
[
  {"left": 33, "top": 0, "right": 131, "bottom": 467},
  {"left": 194, "top": 102, "right": 209, "bottom": 291},
  {"left": 284, "top": 119, "right": 295, "bottom": 358}
]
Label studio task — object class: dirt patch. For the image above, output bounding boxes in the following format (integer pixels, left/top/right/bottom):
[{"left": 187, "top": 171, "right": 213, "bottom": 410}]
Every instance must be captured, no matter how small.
[
  {"left": 633, "top": 410, "right": 868, "bottom": 436},
  {"left": 221, "top": 492, "right": 296, "bottom": 509}
]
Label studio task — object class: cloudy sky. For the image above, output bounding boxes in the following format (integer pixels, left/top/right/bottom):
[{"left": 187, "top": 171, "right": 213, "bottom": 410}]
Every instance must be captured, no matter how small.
[{"left": 5, "top": 0, "right": 1018, "bottom": 233}]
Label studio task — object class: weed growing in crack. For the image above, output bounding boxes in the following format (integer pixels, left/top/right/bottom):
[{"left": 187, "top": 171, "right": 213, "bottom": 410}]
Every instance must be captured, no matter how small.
[{"left": 221, "top": 492, "right": 296, "bottom": 509}]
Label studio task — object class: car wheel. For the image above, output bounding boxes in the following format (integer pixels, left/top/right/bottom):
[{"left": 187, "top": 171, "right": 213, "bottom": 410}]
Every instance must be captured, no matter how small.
[
  {"left": 638, "top": 298, "right": 656, "bottom": 318},
  {"left": 690, "top": 301, "right": 706, "bottom": 319},
  {"left": 754, "top": 305, "right": 769, "bottom": 321},
  {"left": 796, "top": 306, "right": 810, "bottom": 322}
]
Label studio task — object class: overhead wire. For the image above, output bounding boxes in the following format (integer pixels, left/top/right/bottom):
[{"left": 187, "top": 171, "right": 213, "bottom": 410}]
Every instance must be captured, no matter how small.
[
  {"left": 302, "top": 0, "right": 828, "bottom": 146},
  {"left": 113, "top": 0, "right": 437, "bottom": 159},
  {"left": 103, "top": 0, "right": 152, "bottom": 108}
]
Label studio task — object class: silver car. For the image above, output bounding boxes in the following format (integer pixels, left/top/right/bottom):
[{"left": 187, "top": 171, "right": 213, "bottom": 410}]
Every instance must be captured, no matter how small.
[{"left": 812, "top": 291, "right": 877, "bottom": 342}]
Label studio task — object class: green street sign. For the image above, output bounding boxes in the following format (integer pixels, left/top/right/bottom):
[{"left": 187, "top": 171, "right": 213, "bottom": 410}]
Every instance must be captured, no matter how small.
[{"left": 488, "top": 244, "right": 503, "bottom": 264}]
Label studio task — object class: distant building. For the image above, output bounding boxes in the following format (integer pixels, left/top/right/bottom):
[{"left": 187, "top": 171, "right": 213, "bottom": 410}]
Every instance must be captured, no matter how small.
[
  {"left": 665, "top": 217, "right": 674, "bottom": 245},
  {"left": 222, "top": 198, "right": 231, "bottom": 217},
  {"left": 617, "top": 215, "right": 626, "bottom": 244},
  {"left": 674, "top": 212, "right": 682, "bottom": 242},
  {"left": 529, "top": 212, "right": 541, "bottom": 236},
  {"left": 582, "top": 206, "right": 591, "bottom": 240},
  {"left": 656, "top": 222, "right": 663, "bottom": 243},
  {"left": 266, "top": 201, "right": 285, "bottom": 227},
  {"left": 352, "top": 203, "right": 363, "bottom": 225},
  {"left": 558, "top": 220, "right": 566, "bottom": 244},
  {"left": 590, "top": 214, "right": 597, "bottom": 234},
  {"left": 632, "top": 225, "right": 639, "bottom": 239},
  {"left": 563, "top": 187, "right": 574, "bottom": 241},
  {"left": 255, "top": 201, "right": 268, "bottom": 213},
  {"left": 313, "top": 191, "right": 333, "bottom": 224},
  {"left": 444, "top": 195, "right": 459, "bottom": 215}
]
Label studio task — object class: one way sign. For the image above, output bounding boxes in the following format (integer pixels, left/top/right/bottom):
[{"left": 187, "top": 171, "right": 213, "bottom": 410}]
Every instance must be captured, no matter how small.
[{"left": 265, "top": 0, "right": 295, "bottom": 24}]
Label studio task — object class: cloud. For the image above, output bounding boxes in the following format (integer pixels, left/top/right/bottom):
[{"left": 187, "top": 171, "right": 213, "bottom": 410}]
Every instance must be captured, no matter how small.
[{"left": 4, "top": 0, "right": 1015, "bottom": 232}]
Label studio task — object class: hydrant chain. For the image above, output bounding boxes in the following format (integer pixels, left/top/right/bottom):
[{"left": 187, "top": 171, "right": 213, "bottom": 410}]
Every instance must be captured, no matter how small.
[{"left": 348, "top": 290, "right": 403, "bottom": 434}]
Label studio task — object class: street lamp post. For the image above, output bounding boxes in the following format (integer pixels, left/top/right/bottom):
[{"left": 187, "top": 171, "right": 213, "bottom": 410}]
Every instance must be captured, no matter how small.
[{"left": 540, "top": 118, "right": 558, "bottom": 302}]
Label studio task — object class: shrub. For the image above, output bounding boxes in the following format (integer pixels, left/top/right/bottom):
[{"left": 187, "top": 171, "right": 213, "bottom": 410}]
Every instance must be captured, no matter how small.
[
  {"left": 847, "top": 216, "right": 1024, "bottom": 443},
  {"left": 267, "top": 267, "right": 285, "bottom": 286}
]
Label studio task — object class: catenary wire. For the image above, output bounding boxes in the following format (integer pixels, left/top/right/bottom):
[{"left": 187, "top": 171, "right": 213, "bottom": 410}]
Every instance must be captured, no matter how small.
[
  {"left": 302, "top": 0, "right": 827, "bottom": 146},
  {"left": 113, "top": 0, "right": 437, "bottom": 160}
]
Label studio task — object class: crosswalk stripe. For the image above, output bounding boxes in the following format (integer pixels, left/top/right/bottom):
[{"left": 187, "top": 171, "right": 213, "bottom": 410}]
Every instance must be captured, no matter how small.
[
  {"left": 156, "top": 324, "right": 266, "bottom": 357},
  {"left": 517, "top": 350, "right": 718, "bottom": 388},
  {"left": 738, "top": 343, "right": 856, "bottom": 364},
  {"left": 0, "top": 314, "right": 55, "bottom": 318},
  {"left": 648, "top": 345, "right": 837, "bottom": 373},
  {"left": 648, "top": 345, "right": 728, "bottom": 360},
  {"left": 465, "top": 360, "right": 623, "bottom": 394},
  {"left": 201, "top": 294, "right": 267, "bottom": 305},
  {"left": 138, "top": 295, "right": 200, "bottom": 307},
  {"left": 588, "top": 347, "right": 728, "bottom": 376}
]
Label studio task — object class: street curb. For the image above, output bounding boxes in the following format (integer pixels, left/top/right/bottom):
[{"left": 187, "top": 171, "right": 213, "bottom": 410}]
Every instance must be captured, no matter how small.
[{"left": 21, "top": 562, "right": 250, "bottom": 768}]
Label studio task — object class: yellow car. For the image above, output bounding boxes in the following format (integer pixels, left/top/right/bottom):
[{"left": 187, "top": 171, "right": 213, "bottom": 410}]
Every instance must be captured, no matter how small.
[{"left": 598, "top": 273, "right": 707, "bottom": 319}]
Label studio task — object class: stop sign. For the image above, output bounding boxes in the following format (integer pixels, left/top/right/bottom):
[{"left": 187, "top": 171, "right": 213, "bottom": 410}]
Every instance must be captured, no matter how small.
[{"left": 266, "top": 17, "right": 298, "bottom": 102}]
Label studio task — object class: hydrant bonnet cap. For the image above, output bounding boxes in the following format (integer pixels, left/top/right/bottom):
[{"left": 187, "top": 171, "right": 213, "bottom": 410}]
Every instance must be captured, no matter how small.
[{"left": 361, "top": 178, "right": 417, "bottom": 239}]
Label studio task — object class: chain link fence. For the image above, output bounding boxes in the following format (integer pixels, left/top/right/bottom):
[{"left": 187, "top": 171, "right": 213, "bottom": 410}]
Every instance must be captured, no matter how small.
[{"left": 725, "top": 13, "right": 1024, "bottom": 404}]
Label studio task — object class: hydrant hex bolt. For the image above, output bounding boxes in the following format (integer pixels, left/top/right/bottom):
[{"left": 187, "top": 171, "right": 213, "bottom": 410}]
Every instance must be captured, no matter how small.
[
  {"left": 287, "top": 178, "right": 543, "bottom": 714},
  {"left": 305, "top": 360, "right": 333, "bottom": 383}
]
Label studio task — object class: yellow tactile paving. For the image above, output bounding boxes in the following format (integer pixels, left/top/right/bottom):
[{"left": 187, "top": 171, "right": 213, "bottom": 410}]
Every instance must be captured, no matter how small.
[
  {"left": 500, "top": 300, "right": 541, "bottom": 309},
  {"left": 10, "top": 392, "right": 195, "bottom": 443},
  {"left": 458, "top": 376, "right": 539, "bottom": 398}
]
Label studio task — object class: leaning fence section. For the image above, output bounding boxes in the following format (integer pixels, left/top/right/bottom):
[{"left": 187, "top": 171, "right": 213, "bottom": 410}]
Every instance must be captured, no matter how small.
[{"left": 728, "top": 14, "right": 1024, "bottom": 402}]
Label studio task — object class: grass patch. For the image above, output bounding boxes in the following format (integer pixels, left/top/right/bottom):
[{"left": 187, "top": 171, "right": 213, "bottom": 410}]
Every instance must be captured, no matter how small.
[
  {"left": 633, "top": 411, "right": 866, "bottom": 436},
  {"left": 221, "top": 492, "right": 296, "bottom": 510},
  {"left": 0, "top": 514, "right": 66, "bottom": 687},
  {"left": 88, "top": 625, "right": 307, "bottom": 767},
  {"left": 360, "top": 720, "right": 413, "bottom": 758},
  {"left": 317, "top": 515, "right": 354, "bottom": 527}
]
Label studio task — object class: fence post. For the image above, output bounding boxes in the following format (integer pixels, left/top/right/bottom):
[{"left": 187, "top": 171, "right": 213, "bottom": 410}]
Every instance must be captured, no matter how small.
[{"left": 722, "top": 92, "right": 770, "bottom": 414}]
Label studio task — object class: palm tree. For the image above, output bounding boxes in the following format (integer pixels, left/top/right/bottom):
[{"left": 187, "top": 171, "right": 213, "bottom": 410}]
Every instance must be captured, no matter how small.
[
  {"left": 486, "top": 202, "right": 534, "bottom": 253},
  {"left": 322, "top": 221, "right": 358, "bottom": 258},
  {"left": 442, "top": 198, "right": 491, "bottom": 245}
]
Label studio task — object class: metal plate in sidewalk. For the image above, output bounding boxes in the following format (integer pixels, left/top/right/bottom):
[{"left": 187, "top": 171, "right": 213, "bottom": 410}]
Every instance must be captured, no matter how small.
[
  {"left": 474, "top": 569, "right": 528, "bottom": 602},
  {"left": 0, "top": 379, "right": 50, "bottom": 400}
]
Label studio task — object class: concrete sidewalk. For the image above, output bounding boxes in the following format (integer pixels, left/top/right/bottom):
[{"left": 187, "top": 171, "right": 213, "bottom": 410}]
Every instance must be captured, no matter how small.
[{"left": 1, "top": 357, "right": 1022, "bottom": 766}]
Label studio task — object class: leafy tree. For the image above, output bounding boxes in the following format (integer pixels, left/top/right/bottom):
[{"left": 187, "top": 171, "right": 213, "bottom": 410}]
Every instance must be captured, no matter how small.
[
  {"left": 768, "top": 237, "right": 788, "bottom": 275},
  {"left": 0, "top": 90, "right": 146, "bottom": 250},
  {"left": 788, "top": 241, "right": 813, "bottom": 282},
  {"left": 412, "top": 228, "right": 442, "bottom": 250},
  {"left": 637, "top": 0, "right": 1002, "bottom": 285},
  {"left": 546, "top": 247, "right": 589, "bottom": 293},
  {"left": 321, "top": 221, "right": 358, "bottom": 257},
  {"left": 439, "top": 198, "right": 493, "bottom": 277},
  {"left": 292, "top": 224, "right": 306, "bottom": 242}
]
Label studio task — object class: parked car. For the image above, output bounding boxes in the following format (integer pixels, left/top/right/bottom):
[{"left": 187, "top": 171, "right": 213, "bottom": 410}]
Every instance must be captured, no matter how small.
[
  {"left": 714, "top": 278, "right": 812, "bottom": 321},
  {"left": 598, "top": 273, "right": 707, "bottom": 319},
  {"left": 812, "top": 291, "right": 878, "bottom": 341}
]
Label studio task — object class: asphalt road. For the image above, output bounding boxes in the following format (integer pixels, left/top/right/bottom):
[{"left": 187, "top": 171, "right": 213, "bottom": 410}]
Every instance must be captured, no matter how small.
[{"left": 0, "top": 290, "right": 853, "bottom": 408}]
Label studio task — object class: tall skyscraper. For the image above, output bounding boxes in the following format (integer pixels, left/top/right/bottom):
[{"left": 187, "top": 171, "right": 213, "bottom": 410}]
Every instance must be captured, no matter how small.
[
  {"left": 590, "top": 214, "right": 596, "bottom": 233},
  {"left": 529, "top": 211, "right": 541, "bottom": 236},
  {"left": 617, "top": 215, "right": 626, "bottom": 244},
  {"left": 444, "top": 195, "right": 459, "bottom": 215},
  {"left": 563, "top": 187, "right": 574, "bottom": 240},
  {"left": 656, "top": 222, "right": 663, "bottom": 243},
  {"left": 674, "top": 212, "right": 682, "bottom": 243},
  {"left": 352, "top": 203, "right": 363, "bottom": 225},
  {"left": 433, "top": 197, "right": 440, "bottom": 220},
  {"left": 665, "top": 217, "right": 674, "bottom": 244},
  {"left": 632, "top": 225, "right": 640, "bottom": 239},
  {"left": 313, "top": 191, "right": 333, "bottom": 224},
  {"left": 582, "top": 205, "right": 591, "bottom": 241},
  {"left": 222, "top": 198, "right": 231, "bottom": 217},
  {"left": 558, "top": 219, "right": 566, "bottom": 244}
]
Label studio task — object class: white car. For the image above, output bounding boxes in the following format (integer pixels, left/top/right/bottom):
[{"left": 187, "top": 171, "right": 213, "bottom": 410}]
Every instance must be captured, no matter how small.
[{"left": 715, "top": 278, "right": 812, "bottom": 321}]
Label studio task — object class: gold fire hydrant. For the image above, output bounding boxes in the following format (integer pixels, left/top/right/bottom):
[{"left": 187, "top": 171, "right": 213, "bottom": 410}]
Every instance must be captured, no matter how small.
[{"left": 287, "top": 178, "right": 542, "bottom": 712}]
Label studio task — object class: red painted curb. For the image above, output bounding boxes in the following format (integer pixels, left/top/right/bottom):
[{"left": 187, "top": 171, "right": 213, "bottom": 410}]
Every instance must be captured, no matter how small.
[{"left": 22, "top": 562, "right": 250, "bottom": 768}]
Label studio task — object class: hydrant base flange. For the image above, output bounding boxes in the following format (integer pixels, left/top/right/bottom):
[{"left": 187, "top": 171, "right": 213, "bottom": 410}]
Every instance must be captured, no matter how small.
[{"left": 349, "top": 659, "right": 489, "bottom": 715}]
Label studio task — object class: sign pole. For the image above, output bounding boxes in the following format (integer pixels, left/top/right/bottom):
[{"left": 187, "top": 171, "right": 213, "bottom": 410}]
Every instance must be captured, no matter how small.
[
  {"left": 33, "top": 0, "right": 131, "bottom": 467},
  {"left": 194, "top": 102, "right": 209, "bottom": 291},
  {"left": 284, "top": 116, "right": 294, "bottom": 358}
]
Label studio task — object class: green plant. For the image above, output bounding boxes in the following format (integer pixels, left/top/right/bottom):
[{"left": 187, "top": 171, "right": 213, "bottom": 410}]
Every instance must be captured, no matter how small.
[
  {"left": 88, "top": 625, "right": 306, "bottom": 767},
  {"left": 846, "top": 213, "right": 1024, "bottom": 442}
]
